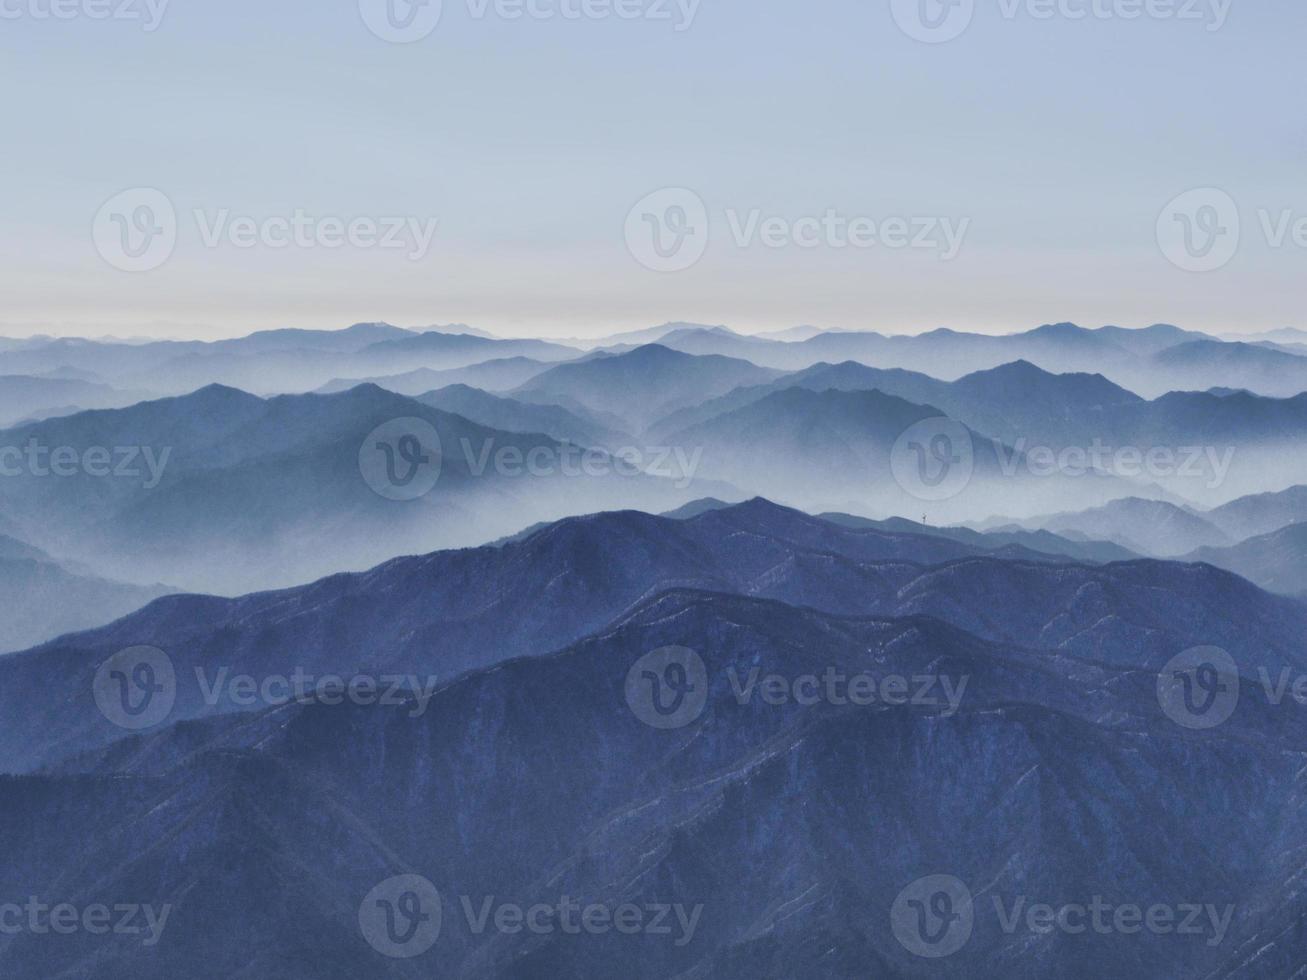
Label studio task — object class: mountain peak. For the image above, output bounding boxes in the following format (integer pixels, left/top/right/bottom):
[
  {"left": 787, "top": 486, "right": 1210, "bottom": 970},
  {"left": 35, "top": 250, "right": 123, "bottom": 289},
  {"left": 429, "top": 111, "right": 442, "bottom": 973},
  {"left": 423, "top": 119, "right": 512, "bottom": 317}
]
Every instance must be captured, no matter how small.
[
  {"left": 180, "top": 383, "right": 265, "bottom": 406},
  {"left": 978, "top": 358, "right": 1047, "bottom": 377},
  {"left": 624, "top": 342, "right": 685, "bottom": 359}
]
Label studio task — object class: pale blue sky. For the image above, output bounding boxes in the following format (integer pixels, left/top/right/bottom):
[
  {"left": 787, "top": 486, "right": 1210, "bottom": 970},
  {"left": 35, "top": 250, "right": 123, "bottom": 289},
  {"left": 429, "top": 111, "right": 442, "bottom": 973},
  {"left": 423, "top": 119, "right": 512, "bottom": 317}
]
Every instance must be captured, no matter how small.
[{"left": 0, "top": 0, "right": 1302, "bottom": 339}]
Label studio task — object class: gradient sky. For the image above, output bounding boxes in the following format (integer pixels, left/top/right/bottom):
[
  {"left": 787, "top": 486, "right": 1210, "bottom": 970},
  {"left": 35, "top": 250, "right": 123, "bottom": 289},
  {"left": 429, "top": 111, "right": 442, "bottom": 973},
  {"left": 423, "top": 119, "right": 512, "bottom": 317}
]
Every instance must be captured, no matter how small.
[{"left": 1, "top": 0, "right": 1303, "bottom": 340}]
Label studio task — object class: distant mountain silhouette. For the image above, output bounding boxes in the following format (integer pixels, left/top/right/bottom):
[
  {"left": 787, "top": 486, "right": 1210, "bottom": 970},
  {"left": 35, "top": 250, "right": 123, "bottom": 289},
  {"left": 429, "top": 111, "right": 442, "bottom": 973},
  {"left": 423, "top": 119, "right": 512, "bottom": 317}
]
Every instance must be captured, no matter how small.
[
  {"left": 0, "top": 326, "right": 584, "bottom": 396},
  {"left": 658, "top": 386, "right": 1146, "bottom": 521},
  {"left": 313, "top": 357, "right": 555, "bottom": 396},
  {"left": 0, "top": 384, "right": 707, "bottom": 594},
  {"left": 646, "top": 360, "right": 949, "bottom": 439},
  {"left": 413, "top": 384, "right": 630, "bottom": 447},
  {"left": 650, "top": 358, "right": 1307, "bottom": 507},
  {"left": 512, "top": 344, "right": 783, "bottom": 431},
  {"left": 752, "top": 324, "right": 830, "bottom": 341},
  {"left": 817, "top": 510, "right": 1139, "bottom": 564},
  {"left": 1151, "top": 340, "right": 1307, "bottom": 398},
  {"left": 651, "top": 359, "right": 1142, "bottom": 449},
  {"left": 0, "top": 374, "right": 151, "bottom": 427},
  {"left": 9, "top": 321, "right": 1307, "bottom": 406},
  {"left": 0, "top": 533, "right": 169, "bottom": 653},
  {"left": 572, "top": 320, "right": 731, "bottom": 348},
  {"left": 1206, "top": 484, "right": 1307, "bottom": 540},
  {"left": 660, "top": 496, "right": 738, "bottom": 519},
  {"left": 1020, "top": 497, "right": 1231, "bottom": 557},
  {"left": 636, "top": 321, "right": 1307, "bottom": 399},
  {"left": 1182, "top": 522, "right": 1307, "bottom": 595}
]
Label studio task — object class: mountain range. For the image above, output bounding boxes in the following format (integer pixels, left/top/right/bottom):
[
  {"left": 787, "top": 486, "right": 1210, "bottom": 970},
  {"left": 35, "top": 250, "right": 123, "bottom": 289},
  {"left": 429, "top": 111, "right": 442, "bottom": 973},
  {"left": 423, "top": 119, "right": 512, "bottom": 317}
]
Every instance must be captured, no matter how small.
[
  {"left": 4, "top": 497, "right": 1298, "bottom": 772},
  {"left": 632, "top": 322, "right": 1307, "bottom": 398},
  {"left": 8, "top": 321, "right": 1307, "bottom": 977},
  {"left": 12, "top": 320, "right": 1307, "bottom": 409},
  {"left": 3, "top": 499, "right": 1306, "bottom": 977},
  {"left": 510, "top": 344, "right": 783, "bottom": 432},
  {"left": 0, "top": 383, "right": 708, "bottom": 594},
  {"left": 0, "top": 374, "right": 153, "bottom": 428},
  {"left": 996, "top": 483, "right": 1307, "bottom": 573},
  {"left": 0, "top": 533, "right": 170, "bottom": 653},
  {"left": 0, "top": 325, "right": 581, "bottom": 397}
]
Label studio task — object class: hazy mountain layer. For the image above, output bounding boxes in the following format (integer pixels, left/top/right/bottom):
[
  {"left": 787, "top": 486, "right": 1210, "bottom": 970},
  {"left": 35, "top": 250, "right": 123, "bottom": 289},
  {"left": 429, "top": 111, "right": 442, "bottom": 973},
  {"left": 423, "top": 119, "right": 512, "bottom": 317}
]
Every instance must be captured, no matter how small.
[
  {"left": 3, "top": 499, "right": 1299, "bottom": 775},
  {"left": 0, "top": 536, "right": 172, "bottom": 654},
  {"left": 511, "top": 344, "right": 783, "bottom": 432},
  {"left": 0, "top": 384, "right": 709, "bottom": 594},
  {"left": 1182, "top": 522, "right": 1307, "bottom": 596}
]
